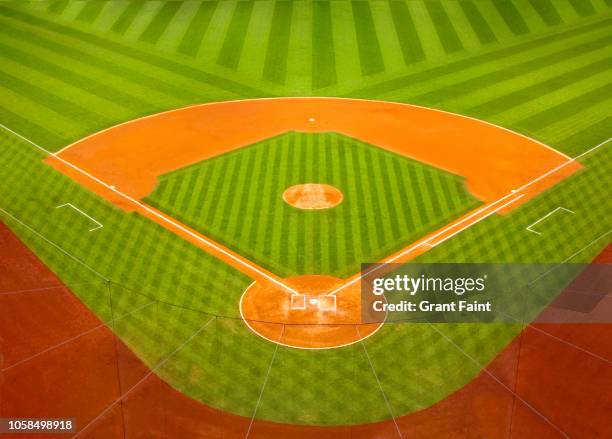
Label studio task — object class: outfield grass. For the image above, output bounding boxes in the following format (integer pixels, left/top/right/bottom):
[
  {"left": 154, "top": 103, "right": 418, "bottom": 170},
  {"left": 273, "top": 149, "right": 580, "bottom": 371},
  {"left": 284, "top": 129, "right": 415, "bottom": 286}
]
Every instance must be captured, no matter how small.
[
  {"left": 0, "top": 0, "right": 610, "bottom": 427},
  {"left": 146, "top": 132, "right": 480, "bottom": 277}
]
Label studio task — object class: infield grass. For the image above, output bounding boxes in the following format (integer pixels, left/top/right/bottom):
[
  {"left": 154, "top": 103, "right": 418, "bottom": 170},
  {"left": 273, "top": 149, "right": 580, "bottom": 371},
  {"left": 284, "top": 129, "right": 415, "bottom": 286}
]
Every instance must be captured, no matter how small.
[
  {"left": 145, "top": 132, "right": 480, "bottom": 277},
  {"left": 0, "top": 0, "right": 610, "bottom": 427}
]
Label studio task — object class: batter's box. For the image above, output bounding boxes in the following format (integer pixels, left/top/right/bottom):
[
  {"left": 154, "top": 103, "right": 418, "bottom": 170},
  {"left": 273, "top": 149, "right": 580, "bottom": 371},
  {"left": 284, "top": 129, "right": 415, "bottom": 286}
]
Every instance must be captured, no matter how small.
[
  {"left": 290, "top": 294, "right": 336, "bottom": 311},
  {"left": 316, "top": 295, "right": 337, "bottom": 311},
  {"left": 290, "top": 294, "right": 307, "bottom": 310}
]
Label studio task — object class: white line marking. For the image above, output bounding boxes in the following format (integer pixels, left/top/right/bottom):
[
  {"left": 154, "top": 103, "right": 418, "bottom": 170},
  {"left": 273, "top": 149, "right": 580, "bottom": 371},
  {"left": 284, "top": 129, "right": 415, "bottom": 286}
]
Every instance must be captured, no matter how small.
[
  {"left": 328, "top": 195, "right": 524, "bottom": 296},
  {"left": 0, "top": 123, "right": 299, "bottom": 296},
  {"left": 1, "top": 300, "right": 156, "bottom": 372},
  {"left": 0, "top": 206, "right": 108, "bottom": 281},
  {"left": 245, "top": 326, "right": 284, "bottom": 439},
  {"left": 56, "top": 203, "right": 103, "bottom": 231},
  {"left": 53, "top": 97, "right": 575, "bottom": 160},
  {"left": 327, "top": 137, "right": 610, "bottom": 297},
  {"left": 238, "top": 281, "right": 385, "bottom": 350},
  {"left": 358, "top": 326, "right": 403, "bottom": 438},
  {"left": 74, "top": 316, "right": 215, "bottom": 438},
  {"left": 429, "top": 195, "right": 525, "bottom": 247},
  {"left": 526, "top": 207, "right": 575, "bottom": 235},
  {"left": 428, "top": 323, "right": 570, "bottom": 438}
]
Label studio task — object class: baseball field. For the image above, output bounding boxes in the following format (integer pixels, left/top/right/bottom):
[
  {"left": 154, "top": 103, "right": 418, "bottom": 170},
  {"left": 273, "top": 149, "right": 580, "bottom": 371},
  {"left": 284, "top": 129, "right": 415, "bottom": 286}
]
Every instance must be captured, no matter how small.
[{"left": 0, "top": 1, "right": 610, "bottom": 438}]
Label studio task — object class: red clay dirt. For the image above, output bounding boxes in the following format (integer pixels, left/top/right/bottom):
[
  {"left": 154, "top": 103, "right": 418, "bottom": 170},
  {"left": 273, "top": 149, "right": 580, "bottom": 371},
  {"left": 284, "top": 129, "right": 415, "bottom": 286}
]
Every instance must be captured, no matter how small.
[
  {"left": 48, "top": 98, "right": 579, "bottom": 207},
  {"left": 240, "top": 275, "right": 382, "bottom": 349},
  {"left": 45, "top": 98, "right": 582, "bottom": 348},
  {"left": 1, "top": 222, "right": 609, "bottom": 438},
  {"left": 283, "top": 183, "right": 343, "bottom": 209}
]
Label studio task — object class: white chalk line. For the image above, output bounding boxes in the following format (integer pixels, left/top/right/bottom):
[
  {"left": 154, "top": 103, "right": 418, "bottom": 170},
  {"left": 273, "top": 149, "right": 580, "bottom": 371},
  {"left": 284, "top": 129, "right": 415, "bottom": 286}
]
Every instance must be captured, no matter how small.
[
  {"left": 1, "top": 300, "right": 156, "bottom": 373},
  {"left": 357, "top": 325, "right": 404, "bottom": 439},
  {"left": 327, "top": 137, "right": 611, "bottom": 297},
  {"left": 429, "top": 323, "right": 570, "bottom": 438},
  {"left": 0, "top": 206, "right": 108, "bottom": 281},
  {"left": 2, "top": 125, "right": 608, "bottom": 301},
  {"left": 245, "top": 325, "right": 285, "bottom": 438},
  {"left": 74, "top": 315, "right": 216, "bottom": 438},
  {"left": 56, "top": 202, "right": 103, "bottom": 231},
  {"left": 0, "top": 123, "right": 299, "bottom": 296},
  {"left": 526, "top": 206, "right": 575, "bottom": 235}
]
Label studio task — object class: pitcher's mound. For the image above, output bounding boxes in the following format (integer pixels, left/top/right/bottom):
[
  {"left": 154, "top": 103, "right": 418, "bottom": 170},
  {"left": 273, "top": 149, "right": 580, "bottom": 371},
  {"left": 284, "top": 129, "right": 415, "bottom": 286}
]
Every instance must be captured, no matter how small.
[{"left": 283, "top": 184, "right": 343, "bottom": 209}]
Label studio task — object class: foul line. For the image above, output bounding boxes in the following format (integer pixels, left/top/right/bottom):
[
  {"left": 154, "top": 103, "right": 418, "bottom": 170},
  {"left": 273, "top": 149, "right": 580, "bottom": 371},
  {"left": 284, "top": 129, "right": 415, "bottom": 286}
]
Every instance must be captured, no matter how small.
[
  {"left": 526, "top": 207, "right": 574, "bottom": 236},
  {"left": 0, "top": 123, "right": 299, "bottom": 296},
  {"left": 0, "top": 206, "right": 108, "bottom": 281},
  {"left": 56, "top": 203, "right": 103, "bottom": 231},
  {"left": 327, "top": 194, "right": 525, "bottom": 296},
  {"left": 327, "top": 137, "right": 611, "bottom": 297}
]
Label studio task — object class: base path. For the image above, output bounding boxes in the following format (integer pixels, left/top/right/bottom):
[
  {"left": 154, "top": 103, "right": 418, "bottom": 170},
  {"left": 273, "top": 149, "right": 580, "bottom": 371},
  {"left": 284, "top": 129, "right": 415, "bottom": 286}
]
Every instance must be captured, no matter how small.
[
  {"left": 49, "top": 97, "right": 579, "bottom": 207},
  {"left": 46, "top": 98, "right": 581, "bottom": 347}
]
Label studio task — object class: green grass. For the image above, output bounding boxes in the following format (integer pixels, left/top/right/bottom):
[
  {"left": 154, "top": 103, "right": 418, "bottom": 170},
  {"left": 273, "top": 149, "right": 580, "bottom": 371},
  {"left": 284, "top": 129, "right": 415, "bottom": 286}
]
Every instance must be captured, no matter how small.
[
  {"left": 312, "top": 0, "right": 336, "bottom": 88},
  {"left": 176, "top": 2, "right": 216, "bottom": 56},
  {"left": 0, "top": 0, "right": 610, "bottom": 428},
  {"left": 263, "top": 1, "right": 293, "bottom": 84},
  {"left": 216, "top": 1, "right": 254, "bottom": 69},
  {"left": 145, "top": 132, "right": 480, "bottom": 278},
  {"left": 424, "top": 0, "right": 464, "bottom": 53}
]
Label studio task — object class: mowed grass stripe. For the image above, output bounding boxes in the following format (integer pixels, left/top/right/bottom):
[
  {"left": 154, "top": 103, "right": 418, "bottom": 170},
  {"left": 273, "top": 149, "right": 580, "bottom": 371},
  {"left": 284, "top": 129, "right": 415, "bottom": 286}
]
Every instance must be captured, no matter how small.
[
  {"left": 527, "top": 0, "right": 563, "bottom": 26},
  {"left": 516, "top": 81, "right": 612, "bottom": 132},
  {"left": 312, "top": 0, "right": 337, "bottom": 89},
  {"left": 268, "top": 140, "right": 289, "bottom": 266},
  {"left": 373, "top": 150, "right": 400, "bottom": 242},
  {"left": 424, "top": 0, "right": 464, "bottom": 54},
  {"left": 226, "top": 148, "right": 255, "bottom": 246},
  {"left": 146, "top": 132, "right": 481, "bottom": 277},
  {"left": 409, "top": 32, "right": 612, "bottom": 104},
  {"left": 216, "top": 1, "right": 254, "bottom": 69},
  {"left": 554, "top": 116, "right": 611, "bottom": 157},
  {"left": 569, "top": 0, "right": 596, "bottom": 16},
  {"left": 177, "top": 1, "right": 217, "bottom": 57},
  {"left": 0, "top": 105, "right": 64, "bottom": 149},
  {"left": 492, "top": 0, "right": 530, "bottom": 35},
  {"left": 0, "top": 29, "right": 162, "bottom": 112},
  {"left": 388, "top": 0, "right": 425, "bottom": 64},
  {"left": 237, "top": 146, "right": 265, "bottom": 244},
  {"left": 0, "top": 19, "right": 204, "bottom": 104},
  {"left": 0, "top": 5, "right": 266, "bottom": 96},
  {"left": 75, "top": 0, "right": 106, "bottom": 24},
  {"left": 328, "top": 138, "right": 346, "bottom": 271},
  {"left": 263, "top": 1, "right": 293, "bottom": 84},
  {"left": 351, "top": 1, "right": 385, "bottom": 75},
  {"left": 458, "top": 0, "right": 497, "bottom": 44},
  {"left": 139, "top": 1, "right": 182, "bottom": 44},
  {"left": 364, "top": 148, "right": 387, "bottom": 250},
  {"left": 468, "top": 55, "right": 612, "bottom": 116},
  {"left": 348, "top": 15, "right": 610, "bottom": 97},
  {"left": 408, "top": 26, "right": 611, "bottom": 110},
  {"left": 0, "top": 62, "right": 103, "bottom": 127},
  {"left": 111, "top": 0, "right": 145, "bottom": 35},
  {"left": 47, "top": 0, "right": 69, "bottom": 15}
]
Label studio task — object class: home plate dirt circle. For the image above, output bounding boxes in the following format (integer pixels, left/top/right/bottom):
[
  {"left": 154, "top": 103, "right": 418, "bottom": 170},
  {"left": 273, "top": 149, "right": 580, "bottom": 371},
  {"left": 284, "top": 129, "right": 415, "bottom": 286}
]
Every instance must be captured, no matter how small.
[
  {"left": 282, "top": 183, "right": 343, "bottom": 209},
  {"left": 240, "top": 275, "right": 383, "bottom": 349}
]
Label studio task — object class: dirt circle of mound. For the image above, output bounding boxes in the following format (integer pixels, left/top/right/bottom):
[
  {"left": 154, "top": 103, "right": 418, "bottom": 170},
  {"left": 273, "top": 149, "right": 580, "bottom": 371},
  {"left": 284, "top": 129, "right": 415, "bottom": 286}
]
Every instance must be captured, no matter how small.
[
  {"left": 282, "top": 183, "right": 343, "bottom": 209},
  {"left": 240, "top": 275, "right": 383, "bottom": 349}
]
